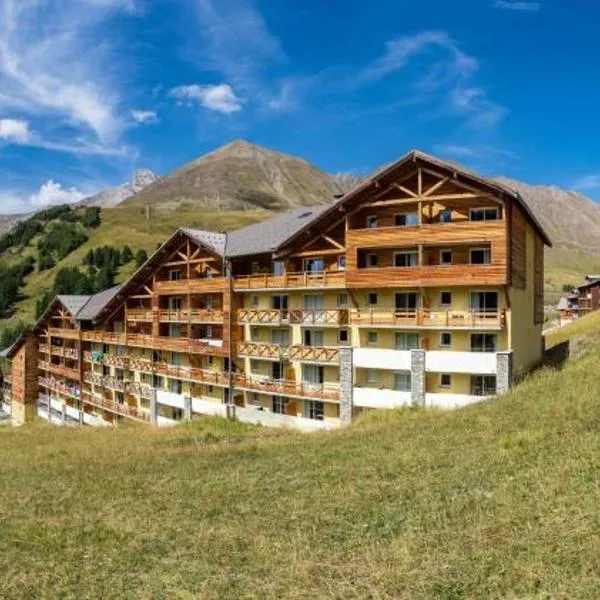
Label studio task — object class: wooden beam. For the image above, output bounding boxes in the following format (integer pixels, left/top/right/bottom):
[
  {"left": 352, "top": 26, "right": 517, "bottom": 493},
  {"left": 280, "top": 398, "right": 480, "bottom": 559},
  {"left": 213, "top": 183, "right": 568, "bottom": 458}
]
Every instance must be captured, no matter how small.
[
  {"left": 292, "top": 248, "right": 345, "bottom": 258},
  {"left": 190, "top": 247, "right": 201, "bottom": 260},
  {"left": 418, "top": 168, "right": 422, "bottom": 196},
  {"left": 321, "top": 234, "right": 345, "bottom": 250},
  {"left": 176, "top": 251, "right": 187, "bottom": 261},
  {"left": 143, "top": 285, "right": 153, "bottom": 295},
  {"left": 392, "top": 183, "right": 418, "bottom": 198},
  {"left": 423, "top": 176, "right": 449, "bottom": 197}
]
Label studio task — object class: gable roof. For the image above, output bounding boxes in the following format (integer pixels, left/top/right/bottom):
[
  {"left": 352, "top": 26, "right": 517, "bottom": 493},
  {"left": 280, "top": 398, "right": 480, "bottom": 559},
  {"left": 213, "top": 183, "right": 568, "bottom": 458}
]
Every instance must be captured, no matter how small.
[
  {"left": 56, "top": 295, "right": 92, "bottom": 316},
  {"left": 180, "top": 228, "right": 227, "bottom": 256},
  {"left": 75, "top": 285, "right": 123, "bottom": 321},
  {"left": 274, "top": 149, "right": 553, "bottom": 253},
  {"left": 225, "top": 204, "right": 332, "bottom": 258}
]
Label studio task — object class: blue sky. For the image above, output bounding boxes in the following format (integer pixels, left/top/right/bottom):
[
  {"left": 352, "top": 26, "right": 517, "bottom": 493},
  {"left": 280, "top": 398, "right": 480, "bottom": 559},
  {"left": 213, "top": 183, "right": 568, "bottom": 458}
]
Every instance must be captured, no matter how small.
[{"left": 0, "top": 0, "right": 599, "bottom": 213}]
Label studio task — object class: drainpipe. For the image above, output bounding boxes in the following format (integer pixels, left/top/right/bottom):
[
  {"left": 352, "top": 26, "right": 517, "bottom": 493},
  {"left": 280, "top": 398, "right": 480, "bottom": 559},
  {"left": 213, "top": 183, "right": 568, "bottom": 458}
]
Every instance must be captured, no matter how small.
[{"left": 225, "top": 234, "right": 235, "bottom": 419}]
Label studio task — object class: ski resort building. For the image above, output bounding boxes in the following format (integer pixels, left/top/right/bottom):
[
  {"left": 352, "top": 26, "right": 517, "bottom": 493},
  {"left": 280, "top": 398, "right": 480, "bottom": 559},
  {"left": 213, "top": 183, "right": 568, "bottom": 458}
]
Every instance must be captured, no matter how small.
[{"left": 2, "top": 150, "right": 552, "bottom": 430}]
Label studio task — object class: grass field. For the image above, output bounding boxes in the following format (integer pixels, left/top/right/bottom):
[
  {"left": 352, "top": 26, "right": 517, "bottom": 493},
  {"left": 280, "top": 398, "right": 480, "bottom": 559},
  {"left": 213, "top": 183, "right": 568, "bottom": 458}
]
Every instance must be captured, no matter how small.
[{"left": 1, "top": 314, "right": 600, "bottom": 598}]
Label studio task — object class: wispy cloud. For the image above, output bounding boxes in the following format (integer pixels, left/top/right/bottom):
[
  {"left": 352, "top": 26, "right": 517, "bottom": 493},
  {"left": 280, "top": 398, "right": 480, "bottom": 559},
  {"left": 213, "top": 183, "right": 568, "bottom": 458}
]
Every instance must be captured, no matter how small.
[
  {"left": 0, "top": 0, "right": 133, "bottom": 154},
  {"left": 170, "top": 84, "right": 243, "bottom": 114},
  {"left": 131, "top": 110, "right": 158, "bottom": 124},
  {"left": 494, "top": 1, "right": 541, "bottom": 11},
  {"left": 448, "top": 86, "right": 507, "bottom": 129},
  {"left": 0, "top": 118, "right": 33, "bottom": 144},
  {"left": 434, "top": 143, "right": 517, "bottom": 160},
  {"left": 573, "top": 175, "right": 600, "bottom": 191}
]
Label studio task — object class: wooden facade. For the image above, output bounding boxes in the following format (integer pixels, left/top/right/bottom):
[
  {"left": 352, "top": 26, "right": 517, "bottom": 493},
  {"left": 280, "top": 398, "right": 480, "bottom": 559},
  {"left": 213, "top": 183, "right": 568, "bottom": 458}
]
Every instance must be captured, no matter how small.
[{"left": 7, "top": 150, "right": 551, "bottom": 428}]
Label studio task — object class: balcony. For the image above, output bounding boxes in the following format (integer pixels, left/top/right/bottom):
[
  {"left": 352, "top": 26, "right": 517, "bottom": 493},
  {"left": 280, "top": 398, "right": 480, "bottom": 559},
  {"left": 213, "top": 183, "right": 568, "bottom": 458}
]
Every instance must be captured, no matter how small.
[
  {"left": 234, "top": 374, "right": 341, "bottom": 401},
  {"left": 48, "top": 346, "right": 79, "bottom": 360},
  {"left": 153, "top": 277, "right": 226, "bottom": 294},
  {"left": 38, "top": 360, "right": 79, "bottom": 381},
  {"left": 47, "top": 327, "right": 81, "bottom": 341},
  {"left": 84, "top": 372, "right": 128, "bottom": 392},
  {"left": 126, "top": 308, "right": 153, "bottom": 322},
  {"left": 154, "top": 363, "right": 229, "bottom": 386},
  {"left": 237, "top": 341, "right": 287, "bottom": 360},
  {"left": 84, "top": 351, "right": 131, "bottom": 368},
  {"left": 127, "top": 382, "right": 154, "bottom": 400},
  {"left": 237, "top": 309, "right": 348, "bottom": 326},
  {"left": 350, "top": 309, "right": 506, "bottom": 329},
  {"left": 81, "top": 391, "right": 150, "bottom": 424},
  {"left": 288, "top": 346, "right": 340, "bottom": 364},
  {"left": 158, "top": 309, "right": 224, "bottom": 323},
  {"left": 38, "top": 376, "right": 81, "bottom": 400},
  {"left": 233, "top": 270, "right": 346, "bottom": 291}
]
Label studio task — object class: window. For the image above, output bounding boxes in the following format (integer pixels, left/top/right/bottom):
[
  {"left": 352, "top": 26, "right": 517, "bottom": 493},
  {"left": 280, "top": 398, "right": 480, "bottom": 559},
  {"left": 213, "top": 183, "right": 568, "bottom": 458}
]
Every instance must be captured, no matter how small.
[
  {"left": 303, "top": 329, "right": 324, "bottom": 347},
  {"left": 471, "top": 375, "right": 497, "bottom": 396},
  {"left": 272, "top": 396, "right": 288, "bottom": 414},
  {"left": 395, "top": 213, "right": 418, "bottom": 226},
  {"left": 366, "top": 215, "right": 378, "bottom": 228},
  {"left": 249, "top": 392, "right": 260, "bottom": 405},
  {"left": 440, "top": 332, "right": 452, "bottom": 348},
  {"left": 250, "top": 327, "right": 260, "bottom": 341},
  {"left": 367, "top": 331, "right": 378, "bottom": 345},
  {"left": 102, "top": 364, "right": 110, "bottom": 376},
  {"left": 337, "top": 293, "right": 348, "bottom": 308},
  {"left": 395, "top": 292, "right": 419, "bottom": 311},
  {"left": 393, "top": 371, "right": 411, "bottom": 392},
  {"left": 303, "top": 258, "right": 324, "bottom": 273},
  {"left": 395, "top": 332, "right": 419, "bottom": 350},
  {"left": 366, "top": 369, "right": 378, "bottom": 385},
  {"left": 204, "top": 324, "right": 213, "bottom": 339},
  {"left": 169, "top": 379, "right": 183, "bottom": 395},
  {"left": 168, "top": 296, "right": 182, "bottom": 311},
  {"left": 271, "top": 328, "right": 289, "bottom": 346},
  {"left": 207, "top": 385, "right": 214, "bottom": 394},
  {"left": 470, "top": 291, "right": 498, "bottom": 313},
  {"left": 304, "top": 294, "right": 324, "bottom": 311},
  {"left": 305, "top": 400, "right": 324, "bottom": 420},
  {"left": 440, "top": 291, "right": 452, "bottom": 307},
  {"left": 250, "top": 359, "right": 260, "bottom": 373},
  {"left": 203, "top": 295, "right": 213, "bottom": 310},
  {"left": 171, "top": 352, "right": 183, "bottom": 366},
  {"left": 440, "top": 374, "right": 452, "bottom": 388},
  {"left": 471, "top": 333, "right": 497, "bottom": 353},
  {"left": 394, "top": 251, "right": 418, "bottom": 267},
  {"left": 366, "top": 253, "right": 378, "bottom": 268},
  {"left": 271, "top": 362, "right": 284, "bottom": 380},
  {"left": 251, "top": 261, "right": 261, "bottom": 274},
  {"left": 303, "top": 364, "right": 324, "bottom": 384},
  {"left": 440, "top": 209, "right": 452, "bottom": 224},
  {"left": 272, "top": 261, "right": 285, "bottom": 276},
  {"left": 153, "top": 374, "right": 164, "bottom": 389},
  {"left": 470, "top": 248, "right": 491, "bottom": 265},
  {"left": 115, "top": 392, "right": 124, "bottom": 405},
  {"left": 440, "top": 250, "right": 453, "bottom": 266},
  {"left": 470, "top": 208, "right": 499, "bottom": 222},
  {"left": 169, "top": 269, "right": 182, "bottom": 281},
  {"left": 271, "top": 295, "right": 288, "bottom": 310},
  {"left": 338, "top": 256, "right": 346, "bottom": 271},
  {"left": 169, "top": 324, "right": 182, "bottom": 338},
  {"left": 367, "top": 292, "right": 378, "bottom": 307},
  {"left": 338, "top": 329, "right": 349, "bottom": 344},
  {"left": 250, "top": 295, "right": 259, "bottom": 308}
]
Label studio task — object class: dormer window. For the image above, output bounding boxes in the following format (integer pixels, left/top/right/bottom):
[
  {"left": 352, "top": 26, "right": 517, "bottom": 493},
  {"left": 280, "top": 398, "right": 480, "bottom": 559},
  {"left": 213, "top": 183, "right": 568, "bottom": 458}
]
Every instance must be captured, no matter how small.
[
  {"left": 169, "top": 269, "right": 182, "bottom": 281},
  {"left": 394, "top": 213, "right": 418, "bottom": 227}
]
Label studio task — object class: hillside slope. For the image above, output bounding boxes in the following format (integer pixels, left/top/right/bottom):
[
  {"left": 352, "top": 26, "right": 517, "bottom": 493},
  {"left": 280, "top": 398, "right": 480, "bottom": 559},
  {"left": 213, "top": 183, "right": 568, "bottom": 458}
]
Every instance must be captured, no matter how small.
[
  {"left": 1, "top": 315, "right": 600, "bottom": 598},
  {"left": 123, "top": 139, "right": 339, "bottom": 211},
  {"left": 77, "top": 169, "right": 159, "bottom": 208}
]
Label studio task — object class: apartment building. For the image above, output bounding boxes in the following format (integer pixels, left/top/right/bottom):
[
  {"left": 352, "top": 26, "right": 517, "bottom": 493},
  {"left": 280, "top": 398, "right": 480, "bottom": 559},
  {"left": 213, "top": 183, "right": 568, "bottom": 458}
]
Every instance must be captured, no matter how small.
[{"left": 3, "top": 150, "right": 551, "bottom": 430}]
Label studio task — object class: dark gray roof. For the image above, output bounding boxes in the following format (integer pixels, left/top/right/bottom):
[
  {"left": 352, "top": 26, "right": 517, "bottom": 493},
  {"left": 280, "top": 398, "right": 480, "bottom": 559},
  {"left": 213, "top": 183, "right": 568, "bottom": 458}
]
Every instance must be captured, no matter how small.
[
  {"left": 225, "top": 204, "right": 333, "bottom": 258},
  {"left": 179, "top": 228, "right": 227, "bottom": 256},
  {"left": 76, "top": 285, "right": 123, "bottom": 321},
  {"left": 56, "top": 295, "right": 91, "bottom": 316}
]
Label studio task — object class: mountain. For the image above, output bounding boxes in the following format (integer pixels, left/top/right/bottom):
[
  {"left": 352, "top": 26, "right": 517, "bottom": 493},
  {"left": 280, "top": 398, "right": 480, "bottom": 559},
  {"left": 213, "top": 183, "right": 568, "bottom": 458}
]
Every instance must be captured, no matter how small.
[
  {"left": 122, "top": 140, "right": 340, "bottom": 211},
  {"left": 0, "top": 213, "right": 26, "bottom": 236},
  {"left": 77, "top": 169, "right": 159, "bottom": 208},
  {"left": 495, "top": 177, "right": 600, "bottom": 256}
]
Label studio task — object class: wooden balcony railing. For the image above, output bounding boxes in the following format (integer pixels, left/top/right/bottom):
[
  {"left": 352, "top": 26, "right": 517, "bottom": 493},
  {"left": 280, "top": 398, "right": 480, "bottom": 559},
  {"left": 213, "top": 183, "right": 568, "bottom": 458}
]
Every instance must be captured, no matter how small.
[
  {"left": 288, "top": 309, "right": 348, "bottom": 326},
  {"left": 81, "top": 331, "right": 227, "bottom": 355},
  {"left": 233, "top": 270, "right": 346, "bottom": 290},
  {"left": 237, "top": 342, "right": 288, "bottom": 360},
  {"left": 39, "top": 344, "right": 50, "bottom": 354},
  {"left": 153, "top": 363, "right": 229, "bottom": 386},
  {"left": 47, "top": 327, "right": 81, "bottom": 341},
  {"left": 38, "top": 376, "right": 81, "bottom": 400},
  {"left": 153, "top": 278, "right": 226, "bottom": 294},
  {"left": 84, "top": 351, "right": 131, "bottom": 368},
  {"left": 48, "top": 346, "right": 79, "bottom": 360},
  {"left": 127, "top": 382, "right": 154, "bottom": 400},
  {"left": 81, "top": 391, "right": 150, "bottom": 424},
  {"left": 237, "top": 309, "right": 289, "bottom": 324},
  {"left": 233, "top": 374, "right": 341, "bottom": 401},
  {"left": 38, "top": 361, "right": 80, "bottom": 381},
  {"left": 349, "top": 309, "right": 506, "bottom": 328},
  {"left": 83, "top": 372, "right": 127, "bottom": 392},
  {"left": 288, "top": 346, "right": 340, "bottom": 363},
  {"left": 126, "top": 309, "right": 153, "bottom": 321},
  {"left": 158, "top": 309, "right": 224, "bottom": 323}
]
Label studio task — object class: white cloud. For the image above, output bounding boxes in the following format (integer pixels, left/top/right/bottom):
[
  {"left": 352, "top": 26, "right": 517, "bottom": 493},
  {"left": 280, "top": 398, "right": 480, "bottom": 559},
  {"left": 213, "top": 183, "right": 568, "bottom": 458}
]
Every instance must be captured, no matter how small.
[
  {"left": 0, "top": 118, "right": 32, "bottom": 143},
  {"left": 0, "top": 0, "right": 132, "bottom": 150},
  {"left": 573, "top": 175, "right": 600, "bottom": 191},
  {"left": 170, "top": 84, "right": 243, "bottom": 114},
  {"left": 494, "top": 1, "right": 541, "bottom": 11},
  {"left": 28, "top": 180, "right": 86, "bottom": 208},
  {"left": 131, "top": 110, "right": 158, "bottom": 124},
  {"left": 449, "top": 86, "right": 507, "bottom": 128}
]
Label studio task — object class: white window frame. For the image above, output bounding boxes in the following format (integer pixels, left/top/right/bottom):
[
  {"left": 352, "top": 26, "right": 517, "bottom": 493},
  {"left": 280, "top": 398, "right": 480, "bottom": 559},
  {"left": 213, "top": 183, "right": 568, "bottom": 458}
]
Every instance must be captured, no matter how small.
[
  {"left": 338, "top": 256, "right": 346, "bottom": 271},
  {"left": 337, "top": 329, "right": 349, "bottom": 344},
  {"left": 395, "top": 332, "right": 420, "bottom": 350},
  {"left": 393, "top": 371, "right": 411, "bottom": 392},
  {"left": 367, "top": 292, "right": 378, "bottom": 307},
  {"left": 303, "top": 257, "right": 325, "bottom": 273},
  {"left": 337, "top": 293, "right": 349, "bottom": 308},
  {"left": 250, "top": 295, "right": 259, "bottom": 308},
  {"left": 366, "top": 253, "right": 378, "bottom": 268},
  {"left": 439, "top": 373, "right": 452, "bottom": 389},
  {"left": 394, "top": 212, "right": 419, "bottom": 227},
  {"left": 394, "top": 251, "right": 419, "bottom": 268},
  {"left": 366, "top": 369, "right": 378, "bottom": 385},
  {"left": 440, "top": 291, "right": 452, "bottom": 307},
  {"left": 439, "top": 249, "right": 453, "bottom": 266},
  {"left": 367, "top": 331, "right": 378, "bottom": 346},
  {"left": 469, "top": 247, "right": 492, "bottom": 265}
]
